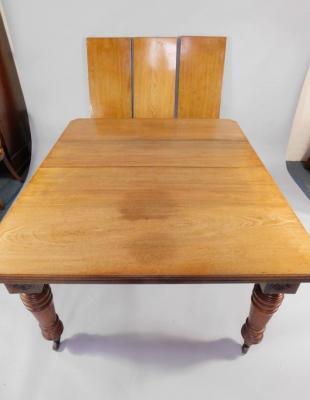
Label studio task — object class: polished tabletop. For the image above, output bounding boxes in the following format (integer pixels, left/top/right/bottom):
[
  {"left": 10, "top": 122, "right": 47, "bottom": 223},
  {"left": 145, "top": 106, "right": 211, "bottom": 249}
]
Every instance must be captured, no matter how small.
[{"left": 0, "top": 119, "right": 309, "bottom": 283}]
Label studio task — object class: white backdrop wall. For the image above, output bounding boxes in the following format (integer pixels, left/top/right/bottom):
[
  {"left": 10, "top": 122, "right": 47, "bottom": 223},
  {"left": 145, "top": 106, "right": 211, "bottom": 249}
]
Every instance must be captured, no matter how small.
[{"left": 1, "top": 0, "right": 310, "bottom": 228}]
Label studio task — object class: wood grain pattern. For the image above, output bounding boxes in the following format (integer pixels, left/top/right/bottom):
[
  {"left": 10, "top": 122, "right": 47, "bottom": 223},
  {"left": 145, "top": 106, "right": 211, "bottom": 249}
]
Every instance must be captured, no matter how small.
[
  {"left": 42, "top": 119, "right": 256, "bottom": 168},
  {"left": 178, "top": 36, "right": 226, "bottom": 118},
  {"left": 133, "top": 38, "right": 177, "bottom": 118},
  {"left": 87, "top": 36, "right": 227, "bottom": 119},
  {"left": 87, "top": 38, "right": 132, "bottom": 118},
  {"left": 0, "top": 119, "right": 309, "bottom": 283},
  {"left": 59, "top": 118, "right": 246, "bottom": 141},
  {"left": 42, "top": 140, "right": 260, "bottom": 168}
]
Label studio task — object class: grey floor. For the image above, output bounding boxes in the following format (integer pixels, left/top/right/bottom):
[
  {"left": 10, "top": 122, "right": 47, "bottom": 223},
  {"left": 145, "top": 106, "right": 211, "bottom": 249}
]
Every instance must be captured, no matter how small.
[
  {"left": 0, "top": 176, "right": 23, "bottom": 220},
  {"left": 286, "top": 161, "right": 310, "bottom": 200}
]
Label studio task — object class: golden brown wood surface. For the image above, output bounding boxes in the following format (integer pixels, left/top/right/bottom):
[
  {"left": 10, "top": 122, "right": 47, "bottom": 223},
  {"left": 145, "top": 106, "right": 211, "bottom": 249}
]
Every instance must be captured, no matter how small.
[
  {"left": 133, "top": 38, "right": 177, "bottom": 118},
  {"left": 178, "top": 36, "right": 226, "bottom": 118},
  {"left": 87, "top": 38, "right": 132, "bottom": 118},
  {"left": 54, "top": 118, "right": 246, "bottom": 141},
  {"left": 0, "top": 119, "right": 309, "bottom": 283},
  {"left": 43, "top": 139, "right": 260, "bottom": 168},
  {"left": 87, "top": 36, "right": 226, "bottom": 119}
]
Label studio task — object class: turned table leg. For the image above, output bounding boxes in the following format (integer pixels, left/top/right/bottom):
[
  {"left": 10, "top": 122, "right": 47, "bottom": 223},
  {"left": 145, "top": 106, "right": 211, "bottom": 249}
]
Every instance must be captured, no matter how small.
[
  {"left": 5, "top": 284, "right": 64, "bottom": 350},
  {"left": 241, "top": 283, "right": 299, "bottom": 354}
]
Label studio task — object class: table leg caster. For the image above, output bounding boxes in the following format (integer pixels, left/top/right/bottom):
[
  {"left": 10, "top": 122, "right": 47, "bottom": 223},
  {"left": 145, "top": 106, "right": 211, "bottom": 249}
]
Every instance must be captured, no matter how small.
[
  {"left": 241, "top": 343, "right": 250, "bottom": 354},
  {"left": 53, "top": 339, "right": 61, "bottom": 351}
]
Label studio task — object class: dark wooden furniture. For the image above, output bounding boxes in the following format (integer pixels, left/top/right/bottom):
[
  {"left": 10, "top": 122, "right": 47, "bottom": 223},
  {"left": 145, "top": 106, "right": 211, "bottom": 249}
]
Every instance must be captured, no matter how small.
[
  {"left": 0, "top": 142, "right": 4, "bottom": 209},
  {"left": 0, "top": 119, "right": 309, "bottom": 353},
  {"left": 0, "top": 12, "right": 31, "bottom": 181}
]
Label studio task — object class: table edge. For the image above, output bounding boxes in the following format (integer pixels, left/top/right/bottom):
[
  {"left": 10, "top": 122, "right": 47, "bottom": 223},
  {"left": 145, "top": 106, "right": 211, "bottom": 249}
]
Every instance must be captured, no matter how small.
[{"left": 1, "top": 274, "right": 309, "bottom": 284}]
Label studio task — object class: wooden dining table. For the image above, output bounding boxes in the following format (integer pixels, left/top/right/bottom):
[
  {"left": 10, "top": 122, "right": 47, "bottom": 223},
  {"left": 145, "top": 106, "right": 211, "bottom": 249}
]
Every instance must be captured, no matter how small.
[{"left": 0, "top": 118, "right": 309, "bottom": 353}]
